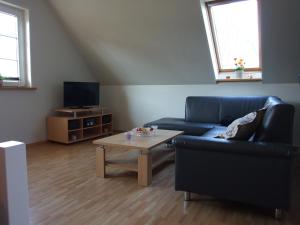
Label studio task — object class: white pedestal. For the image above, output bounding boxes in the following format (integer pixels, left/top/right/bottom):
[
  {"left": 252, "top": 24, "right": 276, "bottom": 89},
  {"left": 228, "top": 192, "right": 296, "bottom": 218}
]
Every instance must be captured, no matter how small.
[{"left": 0, "top": 141, "right": 29, "bottom": 225}]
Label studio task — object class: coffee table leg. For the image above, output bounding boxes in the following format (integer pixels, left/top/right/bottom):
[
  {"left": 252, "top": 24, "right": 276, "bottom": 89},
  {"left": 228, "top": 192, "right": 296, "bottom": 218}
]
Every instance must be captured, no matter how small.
[
  {"left": 96, "top": 146, "right": 106, "bottom": 178},
  {"left": 138, "top": 152, "right": 152, "bottom": 186}
]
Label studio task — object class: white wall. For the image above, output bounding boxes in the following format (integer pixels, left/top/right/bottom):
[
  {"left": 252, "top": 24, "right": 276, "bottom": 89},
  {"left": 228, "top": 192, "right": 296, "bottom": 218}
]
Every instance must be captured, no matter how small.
[
  {"left": 0, "top": 0, "right": 95, "bottom": 144},
  {"left": 1, "top": 0, "right": 299, "bottom": 145},
  {"left": 102, "top": 83, "right": 300, "bottom": 145}
]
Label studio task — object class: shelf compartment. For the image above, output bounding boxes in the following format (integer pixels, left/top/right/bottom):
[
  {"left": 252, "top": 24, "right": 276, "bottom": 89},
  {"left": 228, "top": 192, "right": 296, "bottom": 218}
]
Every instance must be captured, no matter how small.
[
  {"left": 47, "top": 111, "right": 113, "bottom": 144},
  {"left": 102, "top": 114, "right": 112, "bottom": 124},
  {"left": 102, "top": 124, "right": 113, "bottom": 135},
  {"left": 83, "top": 125, "right": 101, "bottom": 130},
  {"left": 68, "top": 119, "right": 81, "bottom": 130},
  {"left": 83, "top": 117, "right": 101, "bottom": 128},
  {"left": 83, "top": 127, "right": 101, "bottom": 139},
  {"left": 68, "top": 130, "right": 82, "bottom": 142},
  {"left": 68, "top": 128, "right": 81, "bottom": 132}
]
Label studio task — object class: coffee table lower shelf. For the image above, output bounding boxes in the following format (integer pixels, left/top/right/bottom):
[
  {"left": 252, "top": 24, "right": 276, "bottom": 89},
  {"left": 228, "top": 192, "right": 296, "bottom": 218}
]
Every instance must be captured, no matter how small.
[
  {"left": 96, "top": 147, "right": 175, "bottom": 186},
  {"left": 106, "top": 149, "right": 174, "bottom": 172},
  {"left": 93, "top": 129, "right": 183, "bottom": 186}
]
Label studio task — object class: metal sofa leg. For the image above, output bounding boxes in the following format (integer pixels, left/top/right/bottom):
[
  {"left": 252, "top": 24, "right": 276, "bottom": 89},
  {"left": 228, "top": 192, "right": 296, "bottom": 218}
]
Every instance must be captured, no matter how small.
[
  {"left": 184, "top": 192, "right": 191, "bottom": 201},
  {"left": 274, "top": 208, "right": 283, "bottom": 219}
]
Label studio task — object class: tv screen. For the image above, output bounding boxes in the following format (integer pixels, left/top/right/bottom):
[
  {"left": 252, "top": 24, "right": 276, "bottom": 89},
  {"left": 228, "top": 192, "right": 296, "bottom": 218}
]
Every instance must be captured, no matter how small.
[{"left": 64, "top": 82, "right": 100, "bottom": 108}]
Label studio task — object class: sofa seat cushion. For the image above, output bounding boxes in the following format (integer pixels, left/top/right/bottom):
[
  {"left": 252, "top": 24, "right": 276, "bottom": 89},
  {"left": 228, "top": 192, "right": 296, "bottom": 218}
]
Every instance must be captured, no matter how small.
[
  {"left": 201, "top": 126, "right": 227, "bottom": 138},
  {"left": 144, "top": 117, "right": 219, "bottom": 135}
]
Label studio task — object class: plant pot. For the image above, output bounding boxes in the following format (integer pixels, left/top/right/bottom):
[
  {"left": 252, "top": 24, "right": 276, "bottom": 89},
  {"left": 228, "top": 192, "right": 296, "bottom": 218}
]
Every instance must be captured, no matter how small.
[{"left": 235, "top": 70, "right": 244, "bottom": 79}]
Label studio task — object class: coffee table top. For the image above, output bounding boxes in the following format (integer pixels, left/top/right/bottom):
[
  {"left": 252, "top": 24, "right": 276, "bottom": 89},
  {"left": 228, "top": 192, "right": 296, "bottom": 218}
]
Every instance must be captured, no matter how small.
[{"left": 93, "top": 129, "right": 183, "bottom": 150}]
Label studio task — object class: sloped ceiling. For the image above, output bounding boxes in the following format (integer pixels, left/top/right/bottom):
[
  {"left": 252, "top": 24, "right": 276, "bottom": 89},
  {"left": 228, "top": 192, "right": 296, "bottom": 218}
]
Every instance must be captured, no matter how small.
[{"left": 48, "top": 0, "right": 300, "bottom": 85}]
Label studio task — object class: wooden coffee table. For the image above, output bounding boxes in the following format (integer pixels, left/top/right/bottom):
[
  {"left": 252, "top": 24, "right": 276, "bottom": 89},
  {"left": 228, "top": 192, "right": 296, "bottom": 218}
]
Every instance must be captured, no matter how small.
[{"left": 93, "top": 129, "right": 183, "bottom": 186}]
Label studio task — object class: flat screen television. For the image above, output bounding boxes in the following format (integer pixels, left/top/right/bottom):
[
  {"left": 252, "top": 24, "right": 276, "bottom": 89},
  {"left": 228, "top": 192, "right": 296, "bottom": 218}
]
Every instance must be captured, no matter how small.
[{"left": 63, "top": 82, "right": 100, "bottom": 108}]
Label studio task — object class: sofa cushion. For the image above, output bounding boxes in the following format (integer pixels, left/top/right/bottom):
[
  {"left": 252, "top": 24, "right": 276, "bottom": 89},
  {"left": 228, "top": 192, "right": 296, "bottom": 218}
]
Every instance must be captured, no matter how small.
[
  {"left": 185, "top": 96, "right": 268, "bottom": 125},
  {"left": 185, "top": 97, "right": 220, "bottom": 123},
  {"left": 144, "top": 117, "right": 219, "bottom": 136},
  {"left": 221, "top": 108, "right": 266, "bottom": 140},
  {"left": 219, "top": 96, "right": 268, "bottom": 126},
  {"left": 201, "top": 126, "right": 227, "bottom": 138}
]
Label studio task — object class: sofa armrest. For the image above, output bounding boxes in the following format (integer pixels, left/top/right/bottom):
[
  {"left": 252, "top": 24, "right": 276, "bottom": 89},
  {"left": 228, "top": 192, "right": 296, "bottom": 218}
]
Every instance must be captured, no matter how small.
[{"left": 174, "top": 135, "right": 297, "bottom": 158}]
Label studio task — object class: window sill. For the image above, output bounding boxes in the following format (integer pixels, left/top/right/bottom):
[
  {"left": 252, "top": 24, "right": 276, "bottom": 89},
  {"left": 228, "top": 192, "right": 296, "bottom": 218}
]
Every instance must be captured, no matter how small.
[
  {"left": 0, "top": 86, "right": 37, "bottom": 90},
  {"left": 216, "top": 71, "right": 262, "bottom": 83}
]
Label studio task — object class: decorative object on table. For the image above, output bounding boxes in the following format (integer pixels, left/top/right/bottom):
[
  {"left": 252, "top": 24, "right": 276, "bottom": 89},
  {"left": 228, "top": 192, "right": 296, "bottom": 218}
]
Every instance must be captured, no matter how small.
[
  {"left": 234, "top": 58, "right": 245, "bottom": 78},
  {"left": 124, "top": 131, "right": 133, "bottom": 140},
  {"left": 133, "top": 127, "right": 154, "bottom": 137},
  {"left": 0, "top": 74, "right": 5, "bottom": 87},
  {"left": 150, "top": 125, "right": 158, "bottom": 135}
]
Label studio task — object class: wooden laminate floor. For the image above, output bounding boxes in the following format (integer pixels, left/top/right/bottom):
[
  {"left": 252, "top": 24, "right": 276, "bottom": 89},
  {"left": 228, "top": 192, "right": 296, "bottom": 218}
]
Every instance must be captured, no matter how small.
[{"left": 27, "top": 141, "right": 300, "bottom": 225}]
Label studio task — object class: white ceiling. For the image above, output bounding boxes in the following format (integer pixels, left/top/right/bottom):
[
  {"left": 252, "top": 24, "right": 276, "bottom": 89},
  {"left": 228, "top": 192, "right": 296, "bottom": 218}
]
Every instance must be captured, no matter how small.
[
  {"left": 48, "top": 0, "right": 300, "bottom": 85},
  {"left": 48, "top": 0, "right": 215, "bottom": 85}
]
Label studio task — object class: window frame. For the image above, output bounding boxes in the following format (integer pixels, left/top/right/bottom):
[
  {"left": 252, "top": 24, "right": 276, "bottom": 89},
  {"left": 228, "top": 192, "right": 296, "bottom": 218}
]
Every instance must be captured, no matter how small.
[
  {"left": 0, "top": 1, "right": 31, "bottom": 86},
  {"left": 205, "top": 0, "right": 262, "bottom": 73}
]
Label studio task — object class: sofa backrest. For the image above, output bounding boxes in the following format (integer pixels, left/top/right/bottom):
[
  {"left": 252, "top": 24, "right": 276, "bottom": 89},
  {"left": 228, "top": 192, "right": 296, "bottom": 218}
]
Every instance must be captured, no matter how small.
[
  {"left": 185, "top": 96, "right": 267, "bottom": 124},
  {"left": 219, "top": 96, "right": 268, "bottom": 125},
  {"left": 220, "top": 96, "right": 267, "bottom": 126},
  {"left": 253, "top": 97, "right": 295, "bottom": 144},
  {"left": 185, "top": 96, "right": 295, "bottom": 144},
  {"left": 185, "top": 97, "right": 220, "bottom": 123}
]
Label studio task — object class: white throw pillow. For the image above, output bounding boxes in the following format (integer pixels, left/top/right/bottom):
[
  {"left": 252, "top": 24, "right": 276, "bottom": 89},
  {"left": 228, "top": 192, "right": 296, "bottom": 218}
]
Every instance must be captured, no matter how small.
[{"left": 219, "top": 109, "right": 266, "bottom": 140}]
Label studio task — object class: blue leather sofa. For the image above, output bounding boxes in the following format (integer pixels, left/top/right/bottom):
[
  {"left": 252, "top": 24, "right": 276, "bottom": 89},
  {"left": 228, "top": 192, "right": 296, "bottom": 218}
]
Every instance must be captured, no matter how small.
[{"left": 144, "top": 96, "right": 297, "bottom": 217}]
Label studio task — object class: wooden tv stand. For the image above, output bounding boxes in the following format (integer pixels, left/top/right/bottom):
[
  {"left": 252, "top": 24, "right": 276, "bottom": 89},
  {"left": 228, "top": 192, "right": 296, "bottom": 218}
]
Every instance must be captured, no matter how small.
[{"left": 47, "top": 108, "right": 113, "bottom": 144}]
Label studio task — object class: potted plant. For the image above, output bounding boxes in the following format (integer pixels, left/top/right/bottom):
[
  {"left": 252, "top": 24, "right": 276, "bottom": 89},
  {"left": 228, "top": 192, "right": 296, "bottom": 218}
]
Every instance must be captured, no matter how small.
[
  {"left": 234, "top": 58, "right": 245, "bottom": 78},
  {"left": 0, "top": 74, "right": 5, "bottom": 87}
]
